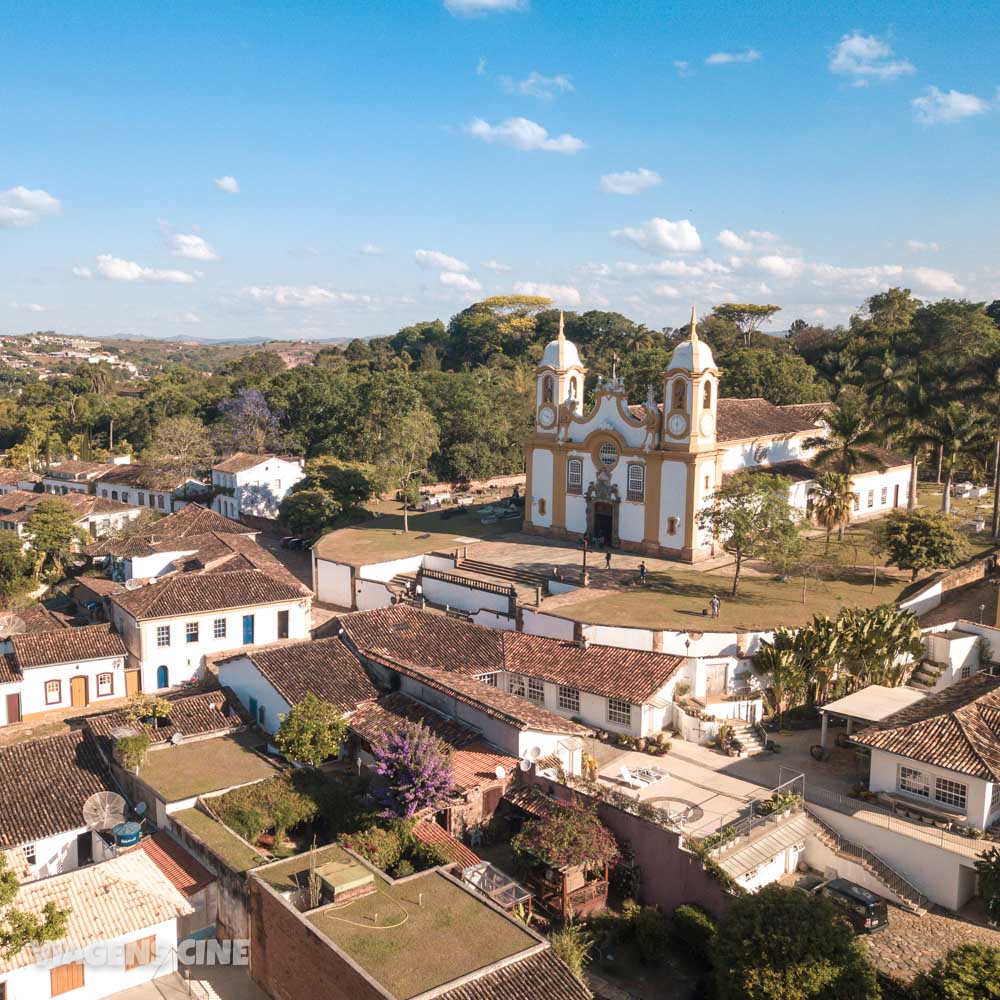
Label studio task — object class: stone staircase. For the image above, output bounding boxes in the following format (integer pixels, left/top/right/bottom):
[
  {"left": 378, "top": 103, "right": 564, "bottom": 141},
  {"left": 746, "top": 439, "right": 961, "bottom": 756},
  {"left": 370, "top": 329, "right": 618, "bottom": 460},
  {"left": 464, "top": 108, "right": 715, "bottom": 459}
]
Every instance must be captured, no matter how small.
[
  {"left": 729, "top": 720, "right": 768, "bottom": 756},
  {"left": 455, "top": 557, "right": 551, "bottom": 593},
  {"left": 805, "top": 807, "right": 929, "bottom": 915},
  {"left": 908, "top": 659, "right": 945, "bottom": 691}
]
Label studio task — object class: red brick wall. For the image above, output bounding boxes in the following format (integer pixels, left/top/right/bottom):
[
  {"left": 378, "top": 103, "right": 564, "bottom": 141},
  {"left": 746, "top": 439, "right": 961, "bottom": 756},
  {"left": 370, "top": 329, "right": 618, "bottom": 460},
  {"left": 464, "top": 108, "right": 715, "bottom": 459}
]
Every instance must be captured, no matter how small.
[{"left": 248, "top": 879, "right": 388, "bottom": 1000}]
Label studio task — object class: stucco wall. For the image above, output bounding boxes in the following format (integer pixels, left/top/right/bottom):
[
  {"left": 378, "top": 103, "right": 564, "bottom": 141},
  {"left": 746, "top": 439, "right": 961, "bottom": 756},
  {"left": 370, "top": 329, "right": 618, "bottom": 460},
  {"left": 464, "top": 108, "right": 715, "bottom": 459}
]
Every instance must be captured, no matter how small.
[
  {"left": 530, "top": 448, "right": 554, "bottom": 528},
  {"left": 315, "top": 559, "right": 353, "bottom": 607},
  {"left": 218, "top": 656, "right": 292, "bottom": 735}
]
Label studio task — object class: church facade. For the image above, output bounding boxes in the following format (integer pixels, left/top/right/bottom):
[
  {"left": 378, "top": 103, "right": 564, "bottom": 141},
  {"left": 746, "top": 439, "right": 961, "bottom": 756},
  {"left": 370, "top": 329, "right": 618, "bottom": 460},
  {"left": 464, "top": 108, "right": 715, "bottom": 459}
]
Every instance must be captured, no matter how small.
[{"left": 523, "top": 310, "right": 912, "bottom": 563}]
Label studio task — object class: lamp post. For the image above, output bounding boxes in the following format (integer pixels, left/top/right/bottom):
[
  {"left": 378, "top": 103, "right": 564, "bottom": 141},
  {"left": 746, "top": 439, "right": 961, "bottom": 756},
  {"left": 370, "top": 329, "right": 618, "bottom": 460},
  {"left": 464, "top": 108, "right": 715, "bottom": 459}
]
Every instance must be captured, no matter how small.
[
  {"left": 980, "top": 604, "right": 987, "bottom": 625},
  {"left": 581, "top": 535, "right": 591, "bottom": 587}
]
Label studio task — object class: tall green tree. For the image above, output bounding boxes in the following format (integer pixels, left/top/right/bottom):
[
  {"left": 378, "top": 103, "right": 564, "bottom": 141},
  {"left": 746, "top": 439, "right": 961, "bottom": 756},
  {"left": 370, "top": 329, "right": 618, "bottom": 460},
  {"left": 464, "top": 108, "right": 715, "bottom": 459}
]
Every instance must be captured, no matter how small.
[
  {"left": 25, "top": 498, "right": 84, "bottom": 579},
  {"left": 914, "top": 403, "right": 991, "bottom": 513},
  {"left": 809, "top": 472, "right": 855, "bottom": 550},
  {"left": 911, "top": 943, "right": 1000, "bottom": 1000},
  {"left": 874, "top": 510, "right": 969, "bottom": 581},
  {"left": 0, "top": 533, "right": 32, "bottom": 602},
  {"left": 751, "top": 642, "right": 805, "bottom": 728},
  {"left": 803, "top": 396, "right": 886, "bottom": 475},
  {"left": 710, "top": 303, "right": 782, "bottom": 347},
  {"left": 0, "top": 853, "right": 69, "bottom": 957},
  {"left": 838, "top": 605, "right": 925, "bottom": 688},
  {"left": 275, "top": 693, "right": 347, "bottom": 767},
  {"left": 142, "top": 415, "right": 214, "bottom": 479},
  {"left": 375, "top": 407, "right": 440, "bottom": 532}
]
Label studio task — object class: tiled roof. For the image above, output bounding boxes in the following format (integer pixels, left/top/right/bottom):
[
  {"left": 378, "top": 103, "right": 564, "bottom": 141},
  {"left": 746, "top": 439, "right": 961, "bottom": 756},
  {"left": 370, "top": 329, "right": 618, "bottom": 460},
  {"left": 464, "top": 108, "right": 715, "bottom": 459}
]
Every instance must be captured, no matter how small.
[
  {"left": 365, "top": 653, "right": 590, "bottom": 736},
  {"left": 127, "top": 832, "right": 215, "bottom": 897},
  {"left": 717, "top": 397, "right": 827, "bottom": 442},
  {"left": 9, "top": 623, "right": 126, "bottom": 669},
  {"left": 0, "top": 653, "right": 18, "bottom": 684},
  {"left": 338, "top": 605, "right": 505, "bottom": 675},
  {"left": 86, "top": 503, "right": 252, "bottom": 557},
  {"left": 96, "top": 463, "right": 195, "bottom": 490},
  {"left": 15, "top": 603, "right": 72, "bottom": 633},
  {"left": 0, "top": 491, "right": 140, "bottom": 524},
  {"left": 0, "top": 851, "right": 193, "bottom": 973},
  {"left": 87, "top": 688, "right": 249, "bottom": 747},
  {"left": 0, "top": 731, "right": 115, "bottom": 848},
  {"left": 213, "top": 452, "right": 300, "bottom": 474},
  {"left": 413, "top": 821, "right": 481, "bottom": 870},
  {"left": 109, "top": 569, "right": 305, "bottom": 620},
  {"left": 852, "top": 673, "right": 1000, "bottom": 779},
  {"left": 222, "top": 638, "right": 378, "bottom": 714},
  {"left": 44, "top": 459, "right": 114, "bottom": 479},
  {"left": 0, "top": 468, "right": 23, "bottom": 485},
  {"left": 504, "top": 786, "right": 559, "bottom": 819},
  {"left": 502, "top": 632, "right": 682, "bottom": 704},
  {"left": 438, "top": 948, "right": 592, "bottom": 1000}
]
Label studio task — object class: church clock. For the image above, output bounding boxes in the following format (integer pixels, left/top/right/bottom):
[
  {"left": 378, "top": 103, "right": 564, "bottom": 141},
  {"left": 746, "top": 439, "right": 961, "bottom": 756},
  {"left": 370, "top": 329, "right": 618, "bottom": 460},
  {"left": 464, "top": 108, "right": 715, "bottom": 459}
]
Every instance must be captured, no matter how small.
[{"left": 667, "top": 412, "right": 688, "bottom": 438}]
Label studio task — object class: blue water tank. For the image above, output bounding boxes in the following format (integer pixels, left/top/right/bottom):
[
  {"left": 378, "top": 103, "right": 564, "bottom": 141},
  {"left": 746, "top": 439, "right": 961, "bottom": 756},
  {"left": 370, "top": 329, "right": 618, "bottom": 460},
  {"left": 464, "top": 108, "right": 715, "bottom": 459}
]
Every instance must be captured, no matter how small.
[{"left": 113, "top": 821, "right": 142, "bottom": 847}]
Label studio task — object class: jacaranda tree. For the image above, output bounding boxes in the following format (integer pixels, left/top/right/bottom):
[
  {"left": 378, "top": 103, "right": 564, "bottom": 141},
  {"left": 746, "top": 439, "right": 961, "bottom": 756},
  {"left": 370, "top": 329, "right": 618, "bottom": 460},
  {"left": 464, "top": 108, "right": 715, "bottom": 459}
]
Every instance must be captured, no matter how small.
[{"left": 370, "top": 721, "right": 455, "bottom": 818}]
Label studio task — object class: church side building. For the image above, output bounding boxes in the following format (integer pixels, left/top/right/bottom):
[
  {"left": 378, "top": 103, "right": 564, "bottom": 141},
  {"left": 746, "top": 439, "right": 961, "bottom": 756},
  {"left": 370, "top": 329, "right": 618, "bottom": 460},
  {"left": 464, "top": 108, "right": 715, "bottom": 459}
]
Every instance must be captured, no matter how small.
[{"left": 523, "top": 310, "right": 911, "bottom": 563}]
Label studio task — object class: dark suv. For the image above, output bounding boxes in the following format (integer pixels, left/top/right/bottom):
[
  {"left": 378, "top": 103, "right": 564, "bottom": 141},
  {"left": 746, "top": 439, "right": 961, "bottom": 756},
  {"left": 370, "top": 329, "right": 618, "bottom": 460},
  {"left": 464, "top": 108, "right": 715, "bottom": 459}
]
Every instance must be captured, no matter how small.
[{"left": 814, "top": 878, "right": 889, "bottom": 934}]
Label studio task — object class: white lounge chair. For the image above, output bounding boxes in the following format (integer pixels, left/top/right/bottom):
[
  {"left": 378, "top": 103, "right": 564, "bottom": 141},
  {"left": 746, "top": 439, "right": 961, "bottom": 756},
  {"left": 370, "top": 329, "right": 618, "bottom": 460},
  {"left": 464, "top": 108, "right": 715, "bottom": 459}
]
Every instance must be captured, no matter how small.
[{"left": 619, "top": 766, "right": 649, "bottom": 790}]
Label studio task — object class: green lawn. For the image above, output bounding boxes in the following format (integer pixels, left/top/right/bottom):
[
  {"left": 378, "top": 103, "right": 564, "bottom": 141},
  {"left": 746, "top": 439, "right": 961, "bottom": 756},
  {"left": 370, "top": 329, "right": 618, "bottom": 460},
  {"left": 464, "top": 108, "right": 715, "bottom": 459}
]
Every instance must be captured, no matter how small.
[
  {"left": 137, "top": 731, "right": 282, "bottom": 802},
  {"left": 313, "top": 500, "right": 521, "bottom": 566},
  {"left": 256, "top": 844, "right": 354, "bottom": 892},
  {"left": 173, "top": 807, "right": 267, "bottom": 874},
  {"left": 308, "top": 870, "right": 535, "bottom": 998}
]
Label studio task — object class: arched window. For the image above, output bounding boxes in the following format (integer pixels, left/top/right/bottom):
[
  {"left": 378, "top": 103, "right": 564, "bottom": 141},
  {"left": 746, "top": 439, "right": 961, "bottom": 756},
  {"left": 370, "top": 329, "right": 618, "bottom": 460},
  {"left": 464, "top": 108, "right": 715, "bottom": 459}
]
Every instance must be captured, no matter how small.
[
  {"left": 703, "top": 380, "right": 712, "bottom": 409},
  {"left": 671, "top": 379, "right": 687, "bottom": 411},
  {"left": 156, "top": 665, "right": 170, "bottom": 689},
  {"left": 567, "top": 459, "right": 584, "bottom": 495},
  {"left": 542, "top": 376, "right": 554, "bottom": 404},
  {"left": 626, "top": 464, "right": 645, "bottom": 502}
]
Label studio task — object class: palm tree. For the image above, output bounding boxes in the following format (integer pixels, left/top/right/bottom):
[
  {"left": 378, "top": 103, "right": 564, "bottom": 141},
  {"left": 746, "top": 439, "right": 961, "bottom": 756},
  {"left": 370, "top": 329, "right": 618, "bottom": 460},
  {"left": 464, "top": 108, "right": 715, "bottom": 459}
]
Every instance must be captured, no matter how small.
[
  {"left": 751, "top": 642, "right": 805, "bottom": 729},
  {"left": 810, "top": 472, "right": 856, "bottom": 550},
  {"left": 972, "top": 346, "right": 1000, "bottom": 540},
  {"left": 839, "top": 606, "right": 925, "bottom": 688},
  {"left": 913, "top": 403, "right": 991, "bottom": 514},
  {"left": 883, "top": 374, "right": 932, "bottom": 511},
  {"left": 803, "top": 397, "right": 887, "bottom": 476}
]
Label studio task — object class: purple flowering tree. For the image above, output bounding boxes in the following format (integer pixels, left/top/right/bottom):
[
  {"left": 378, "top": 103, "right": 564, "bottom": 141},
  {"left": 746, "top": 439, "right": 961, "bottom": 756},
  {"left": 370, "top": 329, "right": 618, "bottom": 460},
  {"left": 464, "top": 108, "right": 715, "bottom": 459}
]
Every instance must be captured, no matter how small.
[
  {"left": 370, "top": 721, "right": 455, "bottom": 818},
  {"left": 220, "top": 388, "right": 281, "bottom": 454}
]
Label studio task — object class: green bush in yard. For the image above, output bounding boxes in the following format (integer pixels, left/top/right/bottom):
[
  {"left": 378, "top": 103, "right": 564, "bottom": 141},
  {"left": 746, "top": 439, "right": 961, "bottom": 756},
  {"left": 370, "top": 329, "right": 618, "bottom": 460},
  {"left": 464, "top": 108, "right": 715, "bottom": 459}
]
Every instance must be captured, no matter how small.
[
  {"left": 911, "top": 944, "right": 1000, "bottom": 1000},
  {"left": 633, "top": 905, "right": 671, "bottom": 963},
  {"left": 672, "top": 903, "right": 717, "bottom": 964},
  {"left": 226, "top": 806, "right": 266, "bottom": 844},
  {"left": 549, "top": 922, "right": 593, "bottom": 983}
]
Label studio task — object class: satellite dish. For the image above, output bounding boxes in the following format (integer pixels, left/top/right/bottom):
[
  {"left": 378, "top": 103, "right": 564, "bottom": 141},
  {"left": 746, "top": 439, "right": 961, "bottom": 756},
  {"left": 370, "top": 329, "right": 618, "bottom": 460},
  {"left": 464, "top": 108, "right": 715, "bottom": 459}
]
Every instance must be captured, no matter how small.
[
  {"left": 528, "top": 746, "right": 541, "bottom": 760},
  {"left": 170, "top": 731, "right": 184, "bottom": 745},
  {"left": 83, "top": 791, "right": 128, "bottom": 832},
  {"left": 495, "top": 765, "right": 506, "bottom": 781},
  {"left": 133, "top": 801, "right": 148, "bottom": 817},
  {"left": 519, "top": 758, "right": 532, "bottom": 772},
  {"left": 124, "top": 578, "right": 143, "bottom": 591},
  {"left": 0, "top": 614, "right": 26, "bottom": 639}
]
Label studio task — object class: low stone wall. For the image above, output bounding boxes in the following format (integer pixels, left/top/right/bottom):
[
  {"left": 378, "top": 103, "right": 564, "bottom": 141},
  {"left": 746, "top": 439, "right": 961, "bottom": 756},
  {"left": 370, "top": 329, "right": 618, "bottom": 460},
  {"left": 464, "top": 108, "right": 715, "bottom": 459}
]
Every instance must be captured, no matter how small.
[{"left": 900, "top": 550, "right": 999, "bottom": 616}]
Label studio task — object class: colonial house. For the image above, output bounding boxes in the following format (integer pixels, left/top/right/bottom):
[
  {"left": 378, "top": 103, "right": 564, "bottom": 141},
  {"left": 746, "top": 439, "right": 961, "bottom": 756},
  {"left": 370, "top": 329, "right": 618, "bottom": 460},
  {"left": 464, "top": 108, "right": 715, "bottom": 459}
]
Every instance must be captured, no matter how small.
[
  {"left": 0, "top": 490, "right": 142, "bottom": 541},
  {"left": 96, "top": 462, "right": 210, "bottom": 514},
  {"left": 211, "top": 452, "right": 305, "bottom": 520},
  {"left": 0, "top": 623, "right": 128, "bottom": 725},
  {"left": 852, "top": 673, "right": 1000, "bottom": 832},
  {"left": 0, "top": 851, "right": 193, "bottom": 1000},
  {"left": 0, "top": 731, "right": 118, "bottom": 881},
  {"left": 0, "top": 467, "right": 40, "bottom": 495},
  {"left": 524, "top": 309, "right": 912, "bottom": 562},
  {"left": 217, "top": 636, "right": 378, "bottom": 733},
  {"left": 41, "top": 459, "right": 126, "bottom": 496},
  {"left": 107, "top": 570, "right": 311, "bottom": 692}
]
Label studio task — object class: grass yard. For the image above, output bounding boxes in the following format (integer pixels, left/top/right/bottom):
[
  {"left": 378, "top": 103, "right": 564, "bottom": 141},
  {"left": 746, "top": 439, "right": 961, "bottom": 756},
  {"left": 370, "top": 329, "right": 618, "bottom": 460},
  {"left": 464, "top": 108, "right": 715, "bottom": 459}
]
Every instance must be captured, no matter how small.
[
  {"left": 173, "top": 807, "right": 267, "bottom": 874},
  {"left": 137, "top": 731, "right": 282, "bottom": 802},
  {"left": 307, "top": 870, "right": 535, "bottom": 998},
  {"left": 313, "top": 500, "right": 520, "bottom": 566},
  {"left": 256, "top": 844, "right": 354, "bottom": 892}
]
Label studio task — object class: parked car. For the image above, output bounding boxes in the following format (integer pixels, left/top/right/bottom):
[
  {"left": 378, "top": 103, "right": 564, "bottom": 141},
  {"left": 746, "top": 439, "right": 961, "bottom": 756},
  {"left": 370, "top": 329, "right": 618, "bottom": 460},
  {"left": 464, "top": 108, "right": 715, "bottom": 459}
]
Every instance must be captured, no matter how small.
[
  {"left": 812, "top": 878, "right": 889, "bottom": 934},
  {"left": 280, "top": 536, "right": 299, "bottom": 549}
]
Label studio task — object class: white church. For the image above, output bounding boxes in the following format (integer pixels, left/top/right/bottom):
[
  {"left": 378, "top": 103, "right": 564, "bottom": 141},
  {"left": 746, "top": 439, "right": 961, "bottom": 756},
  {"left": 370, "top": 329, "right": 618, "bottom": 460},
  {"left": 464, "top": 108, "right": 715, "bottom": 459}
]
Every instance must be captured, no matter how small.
[{"left": 523, "top": 309, "right": 912, "bottom": 562}]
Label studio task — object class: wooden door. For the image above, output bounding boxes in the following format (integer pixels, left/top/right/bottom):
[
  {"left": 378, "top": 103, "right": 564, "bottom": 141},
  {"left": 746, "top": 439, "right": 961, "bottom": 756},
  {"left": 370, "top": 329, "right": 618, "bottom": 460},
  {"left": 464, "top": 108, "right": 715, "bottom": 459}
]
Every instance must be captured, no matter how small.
[
  {"left": 4, "top": 693, "right": 20, "bottom": 725},
  {"left": 51, "top": 961, "right": 85, "bottom": 996},
  {"left": 70, "top": 675, "right": 88, "bottom": 709},
  {"left": 125, "top": 670, "right": 140, "bottom": 696}
]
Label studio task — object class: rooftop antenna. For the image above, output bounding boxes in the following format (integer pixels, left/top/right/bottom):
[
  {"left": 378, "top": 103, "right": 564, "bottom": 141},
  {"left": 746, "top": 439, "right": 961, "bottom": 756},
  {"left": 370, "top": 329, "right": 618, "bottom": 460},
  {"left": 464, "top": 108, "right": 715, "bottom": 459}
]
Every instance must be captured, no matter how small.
[
  {"left": 494, "top": 765, "right": 507, "bottom": 781},
  {"left": 83, "top": 791, "right": 128, "bottom": 833},
  {"left": 124, "top": 578, "right": 143, "bottom": 591}
]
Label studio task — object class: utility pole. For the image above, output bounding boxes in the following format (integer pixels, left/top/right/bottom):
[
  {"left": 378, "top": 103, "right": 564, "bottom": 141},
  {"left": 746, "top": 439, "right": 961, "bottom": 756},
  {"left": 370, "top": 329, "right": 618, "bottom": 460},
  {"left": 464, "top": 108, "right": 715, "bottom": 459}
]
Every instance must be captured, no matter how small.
[{"left": 581, "top": 535, "right": 590, "bottom": 587}]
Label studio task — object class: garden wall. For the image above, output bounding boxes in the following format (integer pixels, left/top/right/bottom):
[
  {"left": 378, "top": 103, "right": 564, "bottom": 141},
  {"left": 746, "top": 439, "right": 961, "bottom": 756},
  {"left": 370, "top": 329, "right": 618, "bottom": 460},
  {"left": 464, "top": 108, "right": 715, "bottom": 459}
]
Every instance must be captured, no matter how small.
[{"left": 899, "top": 551, "right": 998, "bottom": 617}]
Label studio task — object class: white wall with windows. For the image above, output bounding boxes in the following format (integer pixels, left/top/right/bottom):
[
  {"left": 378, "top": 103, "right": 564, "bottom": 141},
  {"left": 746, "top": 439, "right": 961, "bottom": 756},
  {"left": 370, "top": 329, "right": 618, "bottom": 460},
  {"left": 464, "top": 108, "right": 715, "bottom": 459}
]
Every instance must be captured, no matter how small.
[
  {"left": 217, "top": 655, "right": 292, "bottom": 735},
  {"left": 16, "top": 655, "right": 126, "bottom": 720},
  {"left": 210, "top": 456, "right": 305, "bottom": 519}
]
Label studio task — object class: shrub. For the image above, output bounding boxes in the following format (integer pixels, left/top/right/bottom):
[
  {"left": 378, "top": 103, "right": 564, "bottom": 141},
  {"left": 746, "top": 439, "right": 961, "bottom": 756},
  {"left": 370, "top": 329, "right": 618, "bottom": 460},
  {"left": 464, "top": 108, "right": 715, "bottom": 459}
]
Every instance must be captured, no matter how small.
[
  {"left": 340, "top": 826, "right": 404, "bottom": 871},
  {"left": 671, "top": 904, "right": 716, "bottom": 965},
  {"left": 634, "top": 905, "right": 671, "bottom": 964},
  {"left": 911, "top": 943, "right": 1000, "bottom": 1000},
  {"left": 393, "top": 859, "right": 415, "bottom": 879},
  {"left": 410, "top": 841, "right": 449, "bottom": 871},
  {"left": 227, "top": 806, "right": 266, "bottom": 844},
  {"left": 549, "top": 922, "right": 593, "bottom": 982},
  {"left": 610, "top": 841, "right": 642, "bottom": 901},
  {"left": 117, "top": 732, "right": 150, "bottom": 771}
]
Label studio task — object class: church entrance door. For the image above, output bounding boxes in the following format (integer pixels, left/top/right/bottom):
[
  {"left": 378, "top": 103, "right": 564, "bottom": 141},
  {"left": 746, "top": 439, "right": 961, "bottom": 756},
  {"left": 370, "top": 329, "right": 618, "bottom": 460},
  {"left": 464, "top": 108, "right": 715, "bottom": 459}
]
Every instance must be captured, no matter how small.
[{"left": 593, "top": 502, "right": 614, "bottom": 546}]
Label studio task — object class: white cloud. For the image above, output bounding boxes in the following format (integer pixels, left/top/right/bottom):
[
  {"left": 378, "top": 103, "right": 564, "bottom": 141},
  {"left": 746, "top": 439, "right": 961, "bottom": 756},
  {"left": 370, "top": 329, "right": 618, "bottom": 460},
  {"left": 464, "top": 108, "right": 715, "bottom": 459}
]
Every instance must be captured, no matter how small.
[
  {"left": 10, "top": 301, "right": 47, "bottom": 313},
  {"left": 910, "top": 266, "right": 963, "bottom": 294},
  {"left": 716, "top": 230, "right": 751, "bottom": 252},
  {"left": 615, "top": 257, "right": 725, "bottom": 278},
  {"left": 912, "top": 86, "right": 990, "bottom": 125},
  {"left": 95, "top": 254, "right": 197, "bottom": 284},
  {"left": 513, "top": 281, "right": 581, "bottom": 306},
  {"left": 907, "top": 240, "right": 941, "bottom": 254},
  {"left": 168, "top": 233, "right": 219, "bottom": 261},
  {"left": 476, "top": 56, "right": 487, "bottom": 77},
  {"left": 499, "top": 72, "right": 574, "bottom": 100},
  {"left": 72, "top": 266, "right": 93, "bottom": 279},
  {"left": 747, "top": 229, "right": 780, "bottom": 243},
  {"left": 0, "top": 186, "right": 62, "bottom": 228},
  {"left": 465, "top": 117, "right": 586, "bottom": 154},
  {"left": 415, "top": 249, "right": 470, "bottom": 272},
  {"left": 360, "top": 243, "right": 383, "bottom": 256},
  {"left": 599, "top": 168, "right": 662, "bottom": 195},
  {"left": 482, "top": 259, "right": 512, "bottom": 272},
  {"left": 176, "top": 312, "right": 202, "bottom": 324},
  {"left": 444, "top": 0, "right": 525, "bottom": 15},
  {"left": 653, "top": 284, "right": 680, "bottom": 298},
  {"left": 612, "top": 217, "right": 702, "bottom": 255},
  {"left": 757, "top": 254, "right": 806, "bottom": 278},
  {"left": 829, "top": 32, "right": 914, "bottom": 82},
  {"left": 214, "top": 175, "right": 240, "bottom": 194},
  {"left": 239, "top": 285, "right": 364, "bottom": 308},
  {"left": 705, "top": 49, "right": 761, "bottom": 66},
  {"left": 440, "top": 272, "right": 482, "bottom": 293}
]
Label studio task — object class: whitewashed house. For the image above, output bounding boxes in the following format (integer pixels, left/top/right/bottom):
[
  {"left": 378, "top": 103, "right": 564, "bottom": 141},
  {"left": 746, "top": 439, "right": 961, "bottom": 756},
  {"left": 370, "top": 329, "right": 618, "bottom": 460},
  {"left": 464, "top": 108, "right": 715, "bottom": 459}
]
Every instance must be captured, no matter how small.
[
  {"left": 0, "top": 624, "right": 128, "bottom": 725},
  {"left": 0, "top": 851, "right": 193, "bottom": 1000},
  {"left": 0, "top": 491, "right": 142, "bottom": 542},
  {"left": 42, "top": 459, "right": 124, "bottom": 496},
  {"left": 107, "top": 570, "right": 311, "bottom": 692},
  {"left": 211, "top": 453, "right": 305, "bottom": 520},
  {"left": 96, "top": 463, "right": 210, "bottom": 515}
]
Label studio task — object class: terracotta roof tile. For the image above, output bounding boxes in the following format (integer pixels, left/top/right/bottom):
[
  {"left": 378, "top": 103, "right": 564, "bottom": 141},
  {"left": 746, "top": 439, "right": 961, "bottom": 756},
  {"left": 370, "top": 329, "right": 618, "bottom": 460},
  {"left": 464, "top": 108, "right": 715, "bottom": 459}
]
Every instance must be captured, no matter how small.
[
  {"left": 221, "top": 638, "right": 378, "bottom": 714},
  {"left": 9, "top": 622, "right": 126, "bottom": 669},
  {"left": 716, "top": 397, "right": 826, "bottom": 442},
  {"left": 108, "top": 569, "right": 305, "bottom": 620},
  {"left": 852, "top": 673, "right": 1000, "bottom": 780},
  {"left": 438, "top": 948, "right": 592, "bottom": 1000},
  {"left": 127, "top": 832, "right": 214, "bottom": 897},
  {"left": 213, "top": 452, "right": 300, "bottom": 474},
  {"left": 87, "top": 503, "right": 252, "bottom": 557},
  {"left": 0, "top": 731, "right": 115, "bottom": 848},
  {"left": 413, "top": 821, "right": 481, "bottom": 870},
  {"left": 96, "top": 463, "right": 197, "bottom": 491}
]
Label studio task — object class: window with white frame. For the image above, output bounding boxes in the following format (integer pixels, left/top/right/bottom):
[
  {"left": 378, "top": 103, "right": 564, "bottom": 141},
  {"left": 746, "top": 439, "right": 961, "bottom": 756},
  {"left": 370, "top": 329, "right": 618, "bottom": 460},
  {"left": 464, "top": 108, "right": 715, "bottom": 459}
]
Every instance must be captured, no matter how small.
[
  {"left": 898, "top": 765, "right": 930, "bottom": 798},
  {"left": 213, "top": 617, "right": 227, "bottom": 639},
  {"left": 185, "top": 621, "right": 199, "bottom": 644},
  {"left": 156, "top": 625, "right": 170, "bottom": 647},
  {"left": 867, "top": 490, "right": 874, "bottom": 508},
  {"left": 992, "top": 782, "right": 1000, "bottom": 814},
  {"left": 567, "top": 459, "right": 583, "bottom": 496},
  {"left": 528, "top": 677, "right": 545, "bottom": 704},
  {"left": 608, "top": 697, "right": 631, "bottom": 727},
  {"left": 45, "top": 680, "right": 61, "bottom": 705},
  {"left": 598, "top": 443, "right": 619, "bottom": 467},
  {"left": 480, "top": 672, "right": 498, "bottom": 688},
  {"left": 509, "top": 675, "right": 526, "bottom": 698},
  {"left": 558, "top": 686, "right": 580, "bottom": 712},
  {"left": 626, "top": 464, "right": 645, "bottom": 502},
  {"left": 853, "top": 493, "right": 860, "bottom": 511},
  {"left": 961, "top": 663, "right": 975, "bottom": 679},
  {"left": 881, "top": 486, "right": 887, "bottom": 504},
  {"left": 22, "top": 843, "right": 36, "bottom": 866},
  {"left": 96, "top": 673, "right": 113, "bottom": 697},
  {"left": 934, "top": 776, "right": 967, "bottom": 811}
]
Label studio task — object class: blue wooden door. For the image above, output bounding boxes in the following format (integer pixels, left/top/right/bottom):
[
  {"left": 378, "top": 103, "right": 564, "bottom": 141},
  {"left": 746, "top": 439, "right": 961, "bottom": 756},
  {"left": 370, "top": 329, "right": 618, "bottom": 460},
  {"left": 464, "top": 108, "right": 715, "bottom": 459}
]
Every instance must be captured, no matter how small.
[
  {"left": 242, "top": 614, "right": 255, "bottom": 644},
  {"left": 156, "top": 665, "right": 169, "bottom": 689}
]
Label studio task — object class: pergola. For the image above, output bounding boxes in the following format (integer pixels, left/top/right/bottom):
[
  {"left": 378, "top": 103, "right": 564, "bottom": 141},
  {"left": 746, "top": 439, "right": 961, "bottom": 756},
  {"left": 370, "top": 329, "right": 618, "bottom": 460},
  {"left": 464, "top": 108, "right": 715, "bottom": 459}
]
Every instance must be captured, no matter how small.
[{"left": 818, "top": 686, "right": 926, "bottom": 747}]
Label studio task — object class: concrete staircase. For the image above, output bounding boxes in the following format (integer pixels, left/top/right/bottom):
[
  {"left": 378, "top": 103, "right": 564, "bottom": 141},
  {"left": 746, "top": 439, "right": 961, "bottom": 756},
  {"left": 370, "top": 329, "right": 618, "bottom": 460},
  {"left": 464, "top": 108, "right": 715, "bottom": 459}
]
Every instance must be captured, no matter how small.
[
  {"left": 456, "top": 557, "right": 551, "bottom": 593},
  {"left": 908, "top": 659, "right": 945, "bottom": 691},
  {"left": 387, "top": 572, "right": 417, "bottom": 597},
  {"left": 729, "top": 720, "right": 768, "bottom": 756}
]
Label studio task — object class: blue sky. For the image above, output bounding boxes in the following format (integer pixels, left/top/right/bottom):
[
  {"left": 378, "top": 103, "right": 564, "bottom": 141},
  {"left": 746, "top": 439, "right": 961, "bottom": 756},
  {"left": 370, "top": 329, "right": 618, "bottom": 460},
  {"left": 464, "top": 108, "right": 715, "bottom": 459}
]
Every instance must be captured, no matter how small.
[{"left": 2, "top": 0, "right": 998, "bottom": 340}]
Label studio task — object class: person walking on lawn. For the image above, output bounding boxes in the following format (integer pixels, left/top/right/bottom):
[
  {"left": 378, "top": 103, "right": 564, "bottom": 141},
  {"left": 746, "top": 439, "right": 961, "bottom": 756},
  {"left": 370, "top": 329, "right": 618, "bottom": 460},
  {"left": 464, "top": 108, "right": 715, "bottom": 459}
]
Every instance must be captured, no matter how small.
[
  {"left": 605, "top": 550, "right": 612, "bottom": 570},
  {"left": 638, "top": 561, "right": 647, "bottom": 585}
]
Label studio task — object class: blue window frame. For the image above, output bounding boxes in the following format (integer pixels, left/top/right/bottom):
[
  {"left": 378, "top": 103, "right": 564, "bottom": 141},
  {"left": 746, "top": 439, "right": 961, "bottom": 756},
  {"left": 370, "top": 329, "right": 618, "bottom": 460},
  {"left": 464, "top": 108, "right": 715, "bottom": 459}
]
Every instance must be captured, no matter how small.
[{"left": 242, "top": 614, "right": 255, "bottom": 644}]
